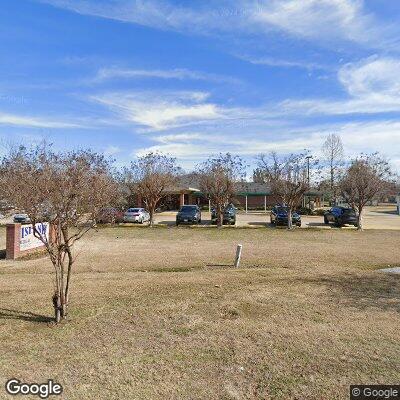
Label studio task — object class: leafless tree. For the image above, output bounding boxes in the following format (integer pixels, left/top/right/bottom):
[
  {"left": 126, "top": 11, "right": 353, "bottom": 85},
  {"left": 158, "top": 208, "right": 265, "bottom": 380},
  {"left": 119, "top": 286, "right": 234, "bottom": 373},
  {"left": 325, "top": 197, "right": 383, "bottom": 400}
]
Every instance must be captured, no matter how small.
[
  {"left": 322, "top": 134, "right": 344, "bottom": 204},
  {"left": 0, "top": 144, "right": 119, "bottom": 323},
  {"left": 197, "top": 153, "right": 246, "bottom": 228},
  {"left": 122, "top": 152, "right": 181, "bottom": 226},
  {"left": 339, "top": 153, "right": 394, "bottom": 230},
  {"left": 257, "top": 151, "right": 314, "bottom": 229}
]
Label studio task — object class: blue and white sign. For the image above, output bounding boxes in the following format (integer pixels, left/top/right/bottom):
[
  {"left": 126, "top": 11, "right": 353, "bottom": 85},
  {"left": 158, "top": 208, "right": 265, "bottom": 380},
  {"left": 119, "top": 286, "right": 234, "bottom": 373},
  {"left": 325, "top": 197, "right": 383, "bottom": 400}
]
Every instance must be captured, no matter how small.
[{"left": 20, "top": 222, "right": 49, "bottom": 251}]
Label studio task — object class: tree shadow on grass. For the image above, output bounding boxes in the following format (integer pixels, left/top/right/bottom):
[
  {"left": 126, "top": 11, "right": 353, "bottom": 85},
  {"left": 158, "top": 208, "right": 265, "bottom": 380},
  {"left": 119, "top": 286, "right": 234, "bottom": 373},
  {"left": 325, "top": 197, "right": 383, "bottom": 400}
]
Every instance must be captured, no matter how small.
[
  {"left": 157, "top": 220, "right": 176, "bottom": 226},
  {"left": 371, "top": 209, "right": 398, "bottom": 215},
  {"left": 0, "top": 308, "right": 53, "bottom": 323},
  {"left": 284, "top": 272, "right": 400, "bottom": 312},
  {"left": 248, "top": 222, "right": 269, "bottom": 227},
  {"left": 206, "top": 264, "right": 234, "bottom": 268}
]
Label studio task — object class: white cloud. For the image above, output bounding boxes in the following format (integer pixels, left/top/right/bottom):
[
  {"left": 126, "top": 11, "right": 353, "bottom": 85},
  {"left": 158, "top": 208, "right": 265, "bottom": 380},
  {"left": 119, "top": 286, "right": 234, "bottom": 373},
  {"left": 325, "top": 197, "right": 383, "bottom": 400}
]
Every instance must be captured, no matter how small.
[
  {"left": 104, "top": 145, "right": 121, "bottom": 156},
  {"left": 133, "top": 120, "right": 400, "bottom": 173},
  {"left": 338, "top": 56, "right": 400, "bottom": 97},
  {"left": 280, "top": 56, "right": 400, "bottom": 115},
  {"left": 252, "top": 0, "right": 380, "bottom": 45},
  {"left": 91, "top": 91, "right": 221, "bottom": 130}
]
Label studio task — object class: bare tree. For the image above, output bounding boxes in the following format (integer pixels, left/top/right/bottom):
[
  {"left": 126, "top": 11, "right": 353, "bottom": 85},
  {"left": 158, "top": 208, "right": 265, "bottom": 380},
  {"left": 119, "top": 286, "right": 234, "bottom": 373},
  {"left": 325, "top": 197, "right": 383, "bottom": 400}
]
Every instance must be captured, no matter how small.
[
  {"left": 339, "top": 153, "right": 394, "bottom": 230},
  {"left": 257, "top": 151, "right": 313, "bottom": 229},
  {"left": 0, "top": 144, "right": 119, "bottom": 323},
  {"left": 197, "top": 153, "right": 246, "bottom": 228},
  {"left": 122, "top": 152, "right": 181, "bottom": 226},
  {"left": 322, "top": 134, "right": 344, "bottom": 204}
]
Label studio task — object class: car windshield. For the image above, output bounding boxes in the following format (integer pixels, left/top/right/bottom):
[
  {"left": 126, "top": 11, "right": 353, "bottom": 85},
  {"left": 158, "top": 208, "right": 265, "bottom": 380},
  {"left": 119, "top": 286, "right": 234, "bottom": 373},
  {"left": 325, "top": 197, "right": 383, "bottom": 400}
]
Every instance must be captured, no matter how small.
[
  {"left": 180, "top": 206, "right": 196, "bottom": 212},
  {"left": 128, "top": 208, "right": 141, "bottom": 212},
  {"left": 342, "top": 208, "right": 356, "bottom": 215},
  {"left": 276, "top": 207, "right": 288, "bottom": 213}
]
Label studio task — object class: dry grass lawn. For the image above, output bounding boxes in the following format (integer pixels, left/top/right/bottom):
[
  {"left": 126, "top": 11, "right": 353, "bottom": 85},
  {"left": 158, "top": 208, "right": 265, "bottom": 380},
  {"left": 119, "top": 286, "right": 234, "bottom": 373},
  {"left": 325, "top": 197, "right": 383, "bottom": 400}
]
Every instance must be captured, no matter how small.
[{"left": 0, "top": 226, "right": 400, "bottom": 399}]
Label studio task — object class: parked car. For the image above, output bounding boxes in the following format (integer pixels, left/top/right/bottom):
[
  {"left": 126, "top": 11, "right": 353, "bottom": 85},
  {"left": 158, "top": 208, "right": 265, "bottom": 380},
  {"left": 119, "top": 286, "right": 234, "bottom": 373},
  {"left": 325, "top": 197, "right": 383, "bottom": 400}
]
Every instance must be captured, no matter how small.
[
  {"left": 211, "top": 204, "right": 236, "bottom": 225},
  {"left": 176, "top": 205, "right": 201, "bottom": 226},
  {"left": 270, "top": 205, "right": 301, "bottom": 227},
  {"left": 13, "top": 213, "right": 31, "bottom": 224},
  {"left": 123, "top": 208, "right": 150, "bottom": 224},
  {"left": 97, "top": 208, "right": 124, "bottom": 224},
  {"left": 324, "top": 206, "right": 358, "bottom": 227}
]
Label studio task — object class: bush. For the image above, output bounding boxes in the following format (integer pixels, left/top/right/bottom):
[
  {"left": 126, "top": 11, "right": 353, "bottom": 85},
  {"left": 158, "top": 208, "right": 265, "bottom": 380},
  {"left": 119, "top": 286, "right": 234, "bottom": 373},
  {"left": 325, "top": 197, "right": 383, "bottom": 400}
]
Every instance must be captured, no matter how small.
[
  {"left": 313, "top": 208, "right": 327, "bottom": 216},
  {"left": 296, "top": 207, "right": 312, "bottom": 215}
]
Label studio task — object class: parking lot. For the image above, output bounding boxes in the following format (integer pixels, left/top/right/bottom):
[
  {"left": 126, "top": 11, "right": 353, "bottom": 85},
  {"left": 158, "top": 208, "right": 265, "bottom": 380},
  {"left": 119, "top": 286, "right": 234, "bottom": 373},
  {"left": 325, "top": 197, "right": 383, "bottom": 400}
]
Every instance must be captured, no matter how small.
[{"left": 153, "top": 205, "right": 400, "bottom": 230}]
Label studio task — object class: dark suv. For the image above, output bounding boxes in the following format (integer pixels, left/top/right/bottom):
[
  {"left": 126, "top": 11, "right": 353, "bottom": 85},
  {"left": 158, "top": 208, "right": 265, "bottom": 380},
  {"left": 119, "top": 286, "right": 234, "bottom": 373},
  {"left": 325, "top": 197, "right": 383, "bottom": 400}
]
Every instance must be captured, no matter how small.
[
  {"left": 324, "top": 206, "right": 358, "bottom": 227},
  {"left": 176, "top": 205, "right": 201, "bottom": 226},
  {"left": 211, "top": 204, "right": 236, "bottom": 225},
  {"left": 270, "top": 205, "right": 301, "bottom": 227}
]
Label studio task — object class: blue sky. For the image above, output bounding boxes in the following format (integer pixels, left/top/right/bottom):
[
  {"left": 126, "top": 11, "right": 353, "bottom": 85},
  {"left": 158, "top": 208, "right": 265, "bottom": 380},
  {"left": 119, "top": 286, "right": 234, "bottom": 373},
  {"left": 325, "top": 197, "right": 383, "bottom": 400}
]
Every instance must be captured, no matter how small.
[{"left": 1, "top": 0, "right": 400, "bottom": 172}]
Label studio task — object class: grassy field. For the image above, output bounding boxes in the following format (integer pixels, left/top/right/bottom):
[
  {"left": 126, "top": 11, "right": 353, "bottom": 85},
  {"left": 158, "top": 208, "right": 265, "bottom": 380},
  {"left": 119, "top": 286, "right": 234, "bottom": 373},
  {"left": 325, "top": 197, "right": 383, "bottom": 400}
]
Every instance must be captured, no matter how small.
[{"left": 1, "top": 227, "right": 400, "bottom": 399}]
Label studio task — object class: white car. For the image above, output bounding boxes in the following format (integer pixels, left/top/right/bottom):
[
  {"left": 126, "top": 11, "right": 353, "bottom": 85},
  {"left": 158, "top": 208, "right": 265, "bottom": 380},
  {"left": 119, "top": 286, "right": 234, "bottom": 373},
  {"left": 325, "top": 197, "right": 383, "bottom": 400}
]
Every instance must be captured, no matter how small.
[{"left": 123, "top": 208, "right": 150, "bottom": 224}]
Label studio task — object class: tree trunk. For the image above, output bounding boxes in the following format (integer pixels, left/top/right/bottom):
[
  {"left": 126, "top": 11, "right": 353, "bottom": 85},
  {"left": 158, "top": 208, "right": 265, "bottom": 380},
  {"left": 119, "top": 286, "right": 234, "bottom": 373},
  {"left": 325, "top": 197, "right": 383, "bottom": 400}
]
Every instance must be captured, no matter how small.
[
  {"left": 217, "top": 205, "right": 223, "bottom": 228},
  {"left": 149, "top": 207, "right": 154, "bottom": 227},
  {"left": 60, "top": 293, "right": 67, "bottom": 318},
  {"left": 357, "top": 208, "right": 363, "bottom": 231},
  {"left": 287, "top": 208, "right": 293, "bottom": 230},
  {"left": 53, "top": 293, "right": 61, "bottom": 323}
]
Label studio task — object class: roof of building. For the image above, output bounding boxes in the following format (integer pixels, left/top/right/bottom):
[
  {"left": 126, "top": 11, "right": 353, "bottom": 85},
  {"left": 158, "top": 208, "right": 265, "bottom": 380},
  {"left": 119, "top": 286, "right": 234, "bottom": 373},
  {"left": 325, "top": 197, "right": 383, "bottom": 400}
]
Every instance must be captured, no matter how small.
[
  {"left": 234, "top": 182, "right": 271, "bottom": 196},
  {"left": 169, "top": 175, "right": 323, "bottom": 197}
]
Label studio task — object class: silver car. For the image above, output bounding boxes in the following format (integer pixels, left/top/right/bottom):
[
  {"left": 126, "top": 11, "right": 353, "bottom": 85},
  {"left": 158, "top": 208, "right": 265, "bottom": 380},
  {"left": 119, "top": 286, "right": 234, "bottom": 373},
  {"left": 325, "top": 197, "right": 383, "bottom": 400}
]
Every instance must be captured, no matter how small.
[{"left": 123, "top": 208, "right": 150, "bottom": 224}]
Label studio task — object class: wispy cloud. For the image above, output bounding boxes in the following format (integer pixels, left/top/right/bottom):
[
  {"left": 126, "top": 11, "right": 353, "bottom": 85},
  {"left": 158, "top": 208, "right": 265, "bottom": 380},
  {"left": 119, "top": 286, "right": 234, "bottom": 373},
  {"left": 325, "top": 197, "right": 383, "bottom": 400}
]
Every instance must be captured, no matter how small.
[
  {"left": 39, "top": 0, "right": 397, "bottom": 49},
  {"left": 0, "top": 113, "right": 83, "bottom": 128},
  {"left": 95, "top": 67, "right": 240, "bottom": 84},
  {"left": 239, "top": 55, "right": 329, "bottom": 71},
  {"left": 252, "top": 0, "right": 385, "bottom": 46},
  {"left": 90, "top": 91, "right": 221, "bottom": 131}
]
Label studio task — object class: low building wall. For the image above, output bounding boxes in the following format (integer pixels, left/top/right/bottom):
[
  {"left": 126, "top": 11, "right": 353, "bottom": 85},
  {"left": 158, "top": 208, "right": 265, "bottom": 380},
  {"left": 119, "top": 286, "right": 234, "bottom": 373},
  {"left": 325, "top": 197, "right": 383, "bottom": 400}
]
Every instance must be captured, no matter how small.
[{"left": 6, "top": 222, "right": 50, "bottom": 260}]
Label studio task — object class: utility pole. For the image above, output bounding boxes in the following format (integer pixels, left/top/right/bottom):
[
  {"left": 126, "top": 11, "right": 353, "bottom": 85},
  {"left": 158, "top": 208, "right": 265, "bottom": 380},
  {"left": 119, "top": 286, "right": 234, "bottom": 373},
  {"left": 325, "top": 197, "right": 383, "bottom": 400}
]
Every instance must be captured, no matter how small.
[
  {"left": 306, "top": 155, "right": 312, "bottom": 186},
  {"left": 306, "top": 155, "right": 312, "bottom": 209}
]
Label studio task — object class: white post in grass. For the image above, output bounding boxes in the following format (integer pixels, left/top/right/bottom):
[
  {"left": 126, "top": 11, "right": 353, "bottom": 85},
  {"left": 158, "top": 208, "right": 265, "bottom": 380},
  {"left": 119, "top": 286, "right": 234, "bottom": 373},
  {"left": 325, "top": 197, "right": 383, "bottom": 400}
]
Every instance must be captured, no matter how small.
[
  {"left": 234, "top": 244, "right": 242, "bottom": 268},
  {"left": 245, "top": 195, "right": 248, "bottom": 214}
]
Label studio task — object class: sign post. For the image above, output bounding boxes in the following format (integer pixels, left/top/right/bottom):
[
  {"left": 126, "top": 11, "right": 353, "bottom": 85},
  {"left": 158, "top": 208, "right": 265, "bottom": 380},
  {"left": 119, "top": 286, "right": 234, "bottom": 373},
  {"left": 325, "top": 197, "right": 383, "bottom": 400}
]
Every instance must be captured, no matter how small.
[
  {"left": 234, "top": 244, "right": 242, "bottom": 268},
  {"left": 397, "top": 195, "right": 400, "bottom": 216}
]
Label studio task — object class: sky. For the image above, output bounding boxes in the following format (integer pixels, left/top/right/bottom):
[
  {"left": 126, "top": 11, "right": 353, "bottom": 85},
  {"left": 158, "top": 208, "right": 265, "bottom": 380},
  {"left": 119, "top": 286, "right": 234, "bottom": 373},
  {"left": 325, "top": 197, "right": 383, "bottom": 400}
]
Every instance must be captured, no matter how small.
[{"left": 1, "top": 0, "right": 400, "bottom": 173}]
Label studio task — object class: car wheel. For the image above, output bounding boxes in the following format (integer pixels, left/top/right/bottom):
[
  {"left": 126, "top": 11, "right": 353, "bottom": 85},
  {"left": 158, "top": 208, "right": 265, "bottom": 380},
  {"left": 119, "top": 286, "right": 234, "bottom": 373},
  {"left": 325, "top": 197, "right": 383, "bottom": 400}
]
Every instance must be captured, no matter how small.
[
  {"left": 324, "top": 216, "right": 329, "bottom": 225},
  {"left": 176, "top": 222, "right": 179, "bottom": 226},
  {"left": 139, "top": 217, "right": 144, "bottom": 224}
]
